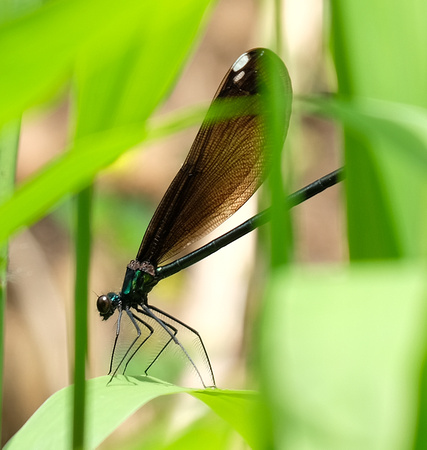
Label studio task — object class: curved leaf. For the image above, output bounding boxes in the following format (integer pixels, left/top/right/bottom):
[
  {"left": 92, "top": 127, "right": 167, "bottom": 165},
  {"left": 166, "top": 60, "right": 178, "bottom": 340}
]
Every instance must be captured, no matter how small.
[{"left": 5, "top": 377, "right": 267, "bottom": 449}]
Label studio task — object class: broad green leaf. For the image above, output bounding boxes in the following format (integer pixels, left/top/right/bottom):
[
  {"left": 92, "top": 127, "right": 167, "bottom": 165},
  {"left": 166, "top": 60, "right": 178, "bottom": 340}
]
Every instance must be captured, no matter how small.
[
  {"left": 120, "top": 413, "right": 236, "bottom": 450},
  {"left": 73, "top": 0, "right": 213, "bottom": 136},
  {"left": 0, "top": 0, "right": 138, "bottom": 125},
  {"left": 4, "top": 376, "right": 266, "bottom": 449},
  {"left": 330, "top": 1, "right": 427, "bottom": 103},
  {"left": 158, "top": 414, "right": 235, "bottom": 450},
  {"left": 192, "top": 389, "right": 273, "bottom": 449},
  {"left": 306, "top": 97, "right": 427, "bottom": 258},
  {"left": 329, "top": 0, "right": 427, "bottom": 260},
  {"left": 0, "top": 0, "right": 215, "bottom": 246},
  {"left": 0, "top": 0, "right": 213, "bottom": 128},
  {"left": 261, "top": 262, "right": 427, "bottom": 449}
]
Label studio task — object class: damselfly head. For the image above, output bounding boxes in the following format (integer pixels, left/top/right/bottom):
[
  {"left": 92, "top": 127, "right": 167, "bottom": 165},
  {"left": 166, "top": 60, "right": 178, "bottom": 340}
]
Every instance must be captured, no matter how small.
[{"left": 97, "top": 292, "right": 120, "bottom": 320}]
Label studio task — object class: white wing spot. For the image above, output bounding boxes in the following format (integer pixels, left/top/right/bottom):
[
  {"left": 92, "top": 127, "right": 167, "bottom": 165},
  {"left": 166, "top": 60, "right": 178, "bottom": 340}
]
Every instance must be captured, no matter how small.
[
  {"left": 233, "top": 71, "right": 245, "bottom": 84},
  {"left": 232, "top": 53, "right": 250, "bottom": 72}
]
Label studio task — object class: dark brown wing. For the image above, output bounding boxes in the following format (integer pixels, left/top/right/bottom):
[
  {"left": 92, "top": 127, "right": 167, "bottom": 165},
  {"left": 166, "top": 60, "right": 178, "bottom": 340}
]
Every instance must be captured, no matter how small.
[{"left": 137, "top": 48, "right": 292, "bottom": 265}]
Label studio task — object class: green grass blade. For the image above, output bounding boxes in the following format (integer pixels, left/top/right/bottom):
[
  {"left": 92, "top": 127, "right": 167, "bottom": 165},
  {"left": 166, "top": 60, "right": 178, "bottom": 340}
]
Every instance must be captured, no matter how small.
[
  {"left": 122, "top": 413, "right": 237, "bottom": 450},
  {"left": 192, "top": 390, "right": 273, "bottom": 449},
  {"left": 0, "top": 125, "right": 145, "bottom": 245},
  {"left": 157, "top": 414, "right": 235, "bottom": 450},
  {"left": 0, "top": 0, "right": 214, "bottom": 244},
  {"left": 4, "top": 377, "right": 267, "bottom": 449},
  {"left": 72, "top": 187, "right": 93, "bottom": 450},
  {"left": 0, "top": 120, "right": 20, "bottom": 445},
  {"left": 305, "top": 97, "right": 427, "bottom": 258},
  {"left": 267, "top": 58, "right": 293, "bottom": 267},
  {"left": 330, "top": 0, "right": 427, "bottom": 260},
  {"left": 0, "top": 0, "right": 213, "bottom": 127}
]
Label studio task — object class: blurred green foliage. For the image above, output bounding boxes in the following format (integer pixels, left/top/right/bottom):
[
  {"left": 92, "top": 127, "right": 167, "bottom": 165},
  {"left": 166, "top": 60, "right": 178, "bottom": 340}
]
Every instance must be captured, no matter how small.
[{"left": 1, "top": 0, "right": 427, "bottom": 449}]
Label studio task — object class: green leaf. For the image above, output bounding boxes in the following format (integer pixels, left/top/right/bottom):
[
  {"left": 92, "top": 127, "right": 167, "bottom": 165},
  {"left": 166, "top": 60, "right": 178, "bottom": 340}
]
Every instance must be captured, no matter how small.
[
  {"left": 0, "top": 120, "right": 20, "bottom": 444},
  {"left": 73, "top": 0, "right": 213, "bottom": 136},
  {"left": 0, "top": 124, "right": 145, "bottom": 245},
  {"left": 260, "top": 262, "right": 427, "bottom": 449},
  {"left": 306, "top": 97, "right": 427, "bottom": 258},
  {"left": 4, "top": 376, "right": 266, "bottom": 449},
  {"left": 158, "top": 414, "right": 235, "bottom": 450},
  {"left": 0, "top": 0, "right": 213, "bottom": 127},
  {"left": 0, "top": 0, "right": 215, "bottom": 246},
  {"left": 330, "top": 0, "right": 427, "bottom": 103},
  {"left": 0, "top": 101, "right": 211, "bottom": 247},
  {"left": 192, "top": 389, "right": 273, "bottom": 449},
  {"left": 329, "top": 0, "right": 427, "bottom": 260}
]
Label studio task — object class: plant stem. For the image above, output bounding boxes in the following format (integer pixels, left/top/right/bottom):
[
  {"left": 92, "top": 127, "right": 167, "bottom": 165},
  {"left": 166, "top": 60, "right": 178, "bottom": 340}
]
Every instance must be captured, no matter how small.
[
  {"left": 0, "top": 120, "right": 20, "bottom": 444},
  {"left": 73, "top": 186, "right": 92, "bottom": 450}
]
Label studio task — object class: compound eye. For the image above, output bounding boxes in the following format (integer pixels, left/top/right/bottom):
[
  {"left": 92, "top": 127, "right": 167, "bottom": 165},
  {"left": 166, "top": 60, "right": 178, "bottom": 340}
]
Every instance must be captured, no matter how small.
[{"left": 97, "top": 295, "right": 112, "bottom": 315}]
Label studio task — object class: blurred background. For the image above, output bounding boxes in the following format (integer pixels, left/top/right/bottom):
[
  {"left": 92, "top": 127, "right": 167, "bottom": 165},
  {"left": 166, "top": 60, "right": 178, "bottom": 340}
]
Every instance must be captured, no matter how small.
[{"left": 3, "top": 0, "right": 344, "bottom": 446}]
